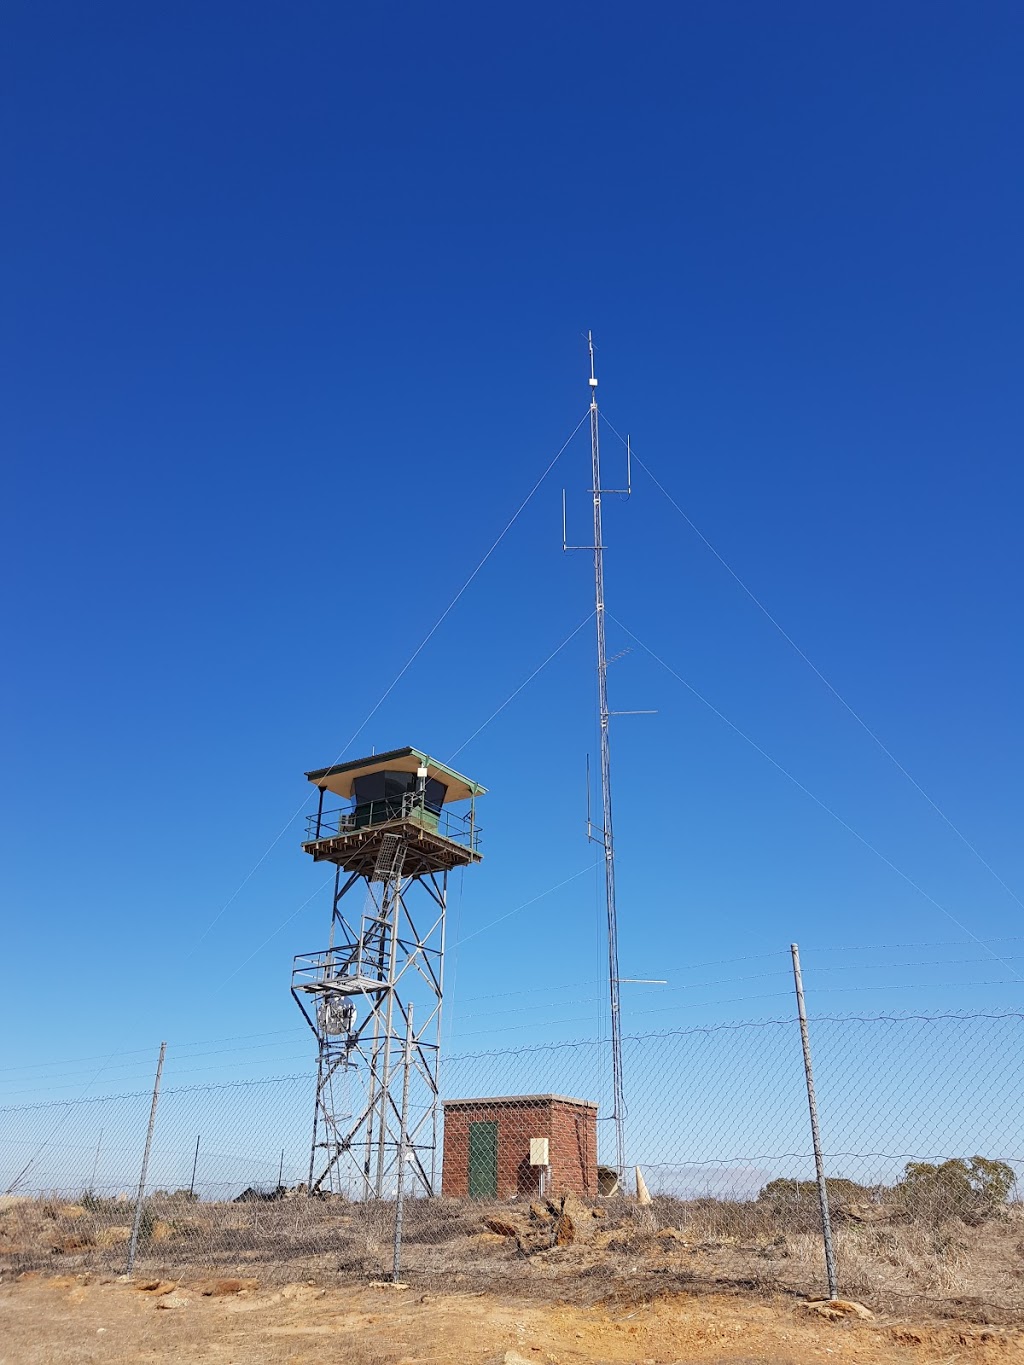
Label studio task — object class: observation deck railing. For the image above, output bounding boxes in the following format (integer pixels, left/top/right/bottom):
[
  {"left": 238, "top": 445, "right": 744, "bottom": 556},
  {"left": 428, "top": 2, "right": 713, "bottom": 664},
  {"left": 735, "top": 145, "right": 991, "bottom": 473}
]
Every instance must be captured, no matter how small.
[
  {"left": 292, "top": 948, "right": 386, "bottom": 995},
  {"left": 304, "top": 792, "right": 480, "bottom": 855}
]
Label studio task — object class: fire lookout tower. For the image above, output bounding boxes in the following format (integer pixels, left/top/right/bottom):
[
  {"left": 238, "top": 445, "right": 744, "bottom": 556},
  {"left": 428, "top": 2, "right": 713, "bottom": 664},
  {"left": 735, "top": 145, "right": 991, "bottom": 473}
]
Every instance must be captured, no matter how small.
[{"left": 292, "top": 747, "right": 485, "bottom": 1197}]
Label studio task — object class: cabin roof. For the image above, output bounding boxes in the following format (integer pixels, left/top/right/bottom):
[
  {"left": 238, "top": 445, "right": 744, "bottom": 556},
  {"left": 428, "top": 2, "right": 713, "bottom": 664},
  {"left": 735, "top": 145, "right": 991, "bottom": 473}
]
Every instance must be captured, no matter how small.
[
  {"left": 305, "top": 747, "right": 486, "bottom": 803},
  {"left": 442, "top": 1094, "right": 597, "bottom": 1110}
]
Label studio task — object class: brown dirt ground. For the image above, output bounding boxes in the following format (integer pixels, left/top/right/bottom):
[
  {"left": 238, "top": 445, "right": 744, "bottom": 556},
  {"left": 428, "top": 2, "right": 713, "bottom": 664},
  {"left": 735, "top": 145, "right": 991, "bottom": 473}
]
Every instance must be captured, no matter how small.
[{"left": 0, "top": 1273, "right": 1020, "bottom": 1365}]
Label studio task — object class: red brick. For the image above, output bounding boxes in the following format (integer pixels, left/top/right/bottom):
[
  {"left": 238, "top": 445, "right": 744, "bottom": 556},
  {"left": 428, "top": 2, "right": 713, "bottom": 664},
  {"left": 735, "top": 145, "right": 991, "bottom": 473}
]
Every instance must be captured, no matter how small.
[{"left": 441, "top": 1094, "right": 598, "bottom": 1198}]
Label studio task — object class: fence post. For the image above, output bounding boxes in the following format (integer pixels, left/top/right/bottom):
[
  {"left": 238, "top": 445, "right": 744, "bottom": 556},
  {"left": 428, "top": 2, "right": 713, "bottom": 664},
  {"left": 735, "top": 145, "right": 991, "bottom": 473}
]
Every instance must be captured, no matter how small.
[
  {"left": 127, "top": 1042, "right": 166, "bottom": 1276},
  {"left": 790, "top": 945, "right": 838, "bottom": 1300},
  {"left": 392, "top": 1004, "right": 414, "bottom": 1283},
  {"left": 188, "top": 1135, "right": 200, "bottom": 1201}
]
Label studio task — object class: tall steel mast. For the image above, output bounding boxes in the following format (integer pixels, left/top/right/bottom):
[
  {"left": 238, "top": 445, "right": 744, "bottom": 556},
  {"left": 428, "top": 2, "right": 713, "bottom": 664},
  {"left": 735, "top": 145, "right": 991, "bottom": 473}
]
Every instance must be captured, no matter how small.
[{"left": 587, "top": 332, "right": 626, "bottom": 1177}]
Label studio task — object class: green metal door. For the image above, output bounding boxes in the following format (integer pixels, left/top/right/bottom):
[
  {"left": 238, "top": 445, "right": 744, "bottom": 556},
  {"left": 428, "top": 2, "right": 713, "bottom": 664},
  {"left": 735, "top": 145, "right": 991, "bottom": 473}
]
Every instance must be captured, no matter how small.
[{"left": 467, "top": 1120, "right": 498, "bottom": 1198}]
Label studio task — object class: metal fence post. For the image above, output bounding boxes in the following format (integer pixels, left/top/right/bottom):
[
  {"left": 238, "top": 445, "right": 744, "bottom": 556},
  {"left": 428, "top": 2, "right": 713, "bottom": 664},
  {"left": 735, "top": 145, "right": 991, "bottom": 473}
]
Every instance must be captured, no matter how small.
[
  {"left": 392, "top": 1004, "right": 414, "bottom": 1283},
  {"left": 790, "top": 945, "right": 838, "bottom": 1300},
  {"left": 188, "top": 1134, "right": 200, "bottom": 1199},
  {"left": 127, "top": 1042, "right": 166, "bottom": 1276}
]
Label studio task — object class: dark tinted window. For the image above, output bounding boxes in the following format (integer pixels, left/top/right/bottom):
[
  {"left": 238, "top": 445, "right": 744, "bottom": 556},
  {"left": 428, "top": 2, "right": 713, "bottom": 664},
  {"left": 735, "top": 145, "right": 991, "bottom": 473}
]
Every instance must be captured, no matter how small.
[
  {"left": 353, "top": 769, "right": 448, "bottom": 816},
  {"left": 353, "top": 772, "right": 385, "bottom": 804},
  {"left": 383, "top": 771, "right": 416, "bottom": 802}
]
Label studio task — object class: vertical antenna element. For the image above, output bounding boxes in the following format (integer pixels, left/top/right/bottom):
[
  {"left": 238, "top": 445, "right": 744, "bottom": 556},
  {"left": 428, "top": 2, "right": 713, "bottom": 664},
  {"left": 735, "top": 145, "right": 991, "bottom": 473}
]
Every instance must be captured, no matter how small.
[{"left": 587, "top": 332, "right": 626, "bottom": 1177}]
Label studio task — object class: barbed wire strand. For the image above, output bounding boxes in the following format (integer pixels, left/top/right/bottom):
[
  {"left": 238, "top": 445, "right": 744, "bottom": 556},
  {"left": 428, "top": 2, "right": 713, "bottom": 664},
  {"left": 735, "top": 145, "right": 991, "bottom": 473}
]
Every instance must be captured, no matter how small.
[
  {"left": 4, "top": 1006, "right": 1024, "bottom": 1108},
  {"left": 10, "top": 966, "right": 1024, "bottom": 1100},
  {"left": 0, "top": 1028, "right": 310, "bottom": 1077},
  {"left": 7, "top": 942, "right": 1021, "bottom": 1092},
  {"left": 3, "top": 1047, "right": 125, "bottom": 1193},
  {"left": 7, "top": 939, "right": 1023, "bottom": 1093}
]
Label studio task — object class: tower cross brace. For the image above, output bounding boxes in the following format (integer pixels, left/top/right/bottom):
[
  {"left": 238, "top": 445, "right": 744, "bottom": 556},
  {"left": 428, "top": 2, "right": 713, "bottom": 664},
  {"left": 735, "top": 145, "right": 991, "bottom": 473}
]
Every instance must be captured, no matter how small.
[{"left": 291, "top": 747, "right": 484, "bottom": 1197}]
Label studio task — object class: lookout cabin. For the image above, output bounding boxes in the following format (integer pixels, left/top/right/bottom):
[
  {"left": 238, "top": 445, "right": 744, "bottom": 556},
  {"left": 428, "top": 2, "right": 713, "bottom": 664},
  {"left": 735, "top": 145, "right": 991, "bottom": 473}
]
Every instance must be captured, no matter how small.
[{"left": 301, "top": 746, "right": 485, "bottom": 878}]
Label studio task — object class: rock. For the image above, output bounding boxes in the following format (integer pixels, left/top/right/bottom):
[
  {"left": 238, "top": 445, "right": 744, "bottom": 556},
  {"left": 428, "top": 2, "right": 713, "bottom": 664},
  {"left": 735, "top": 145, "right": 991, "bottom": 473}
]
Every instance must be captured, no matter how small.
[
  {"left": 555, "top": 1195, "right": 598, "bottom": 1245},
  {"left": 95, "top": 1226, "right": 131, "bottom": 1248},
  {"left": 234, "top": 1187, "right": 281, "bottom": 1203},
  {"left": 368, "top": 1279, "right": 409, "bottom": 1290},
  {"left": 199, "top": 1279, "right": 255, "bottom": 1297},
  {"left": 136, "top": 1280, "right": 177, "bottom": 1296},
  {"left": 805, "top": 1299, "right": 874, "bottom": 1322},
  {"left": 656, "top": 1227, "right": 688, "bottom": 1243},
  {"left": 483, "top": 1216, "right": 527, "bottom": 1239},
  {"left": 593, "top": 1228, "right": 622, "bottom": 1249},
  {"left": 156, "top": 1294, "right": 189, "bottom": 1310},
  {"left": 528, "top": 1202, "right": 553, "bottom": 1223},
  {"left": 554, "top": 1214, "right": 575, "bottom": 1245},
  {"left": 501, "top": 1352, "right": 535, "bottom": 1365}
]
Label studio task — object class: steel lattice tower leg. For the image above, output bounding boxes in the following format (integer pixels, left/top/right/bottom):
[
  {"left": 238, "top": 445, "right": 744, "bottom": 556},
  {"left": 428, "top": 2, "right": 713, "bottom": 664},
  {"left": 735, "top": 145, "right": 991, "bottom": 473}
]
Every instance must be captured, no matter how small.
[{"left": 294, "top": 862, "right": 449, "bottom": 1197}]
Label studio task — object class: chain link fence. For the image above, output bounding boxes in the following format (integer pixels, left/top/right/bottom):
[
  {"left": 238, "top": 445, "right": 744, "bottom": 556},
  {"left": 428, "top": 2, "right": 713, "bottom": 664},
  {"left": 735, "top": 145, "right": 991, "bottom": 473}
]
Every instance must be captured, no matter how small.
[{"left": 2, "top": 1009, "right": 1022, "bottom": 1322}]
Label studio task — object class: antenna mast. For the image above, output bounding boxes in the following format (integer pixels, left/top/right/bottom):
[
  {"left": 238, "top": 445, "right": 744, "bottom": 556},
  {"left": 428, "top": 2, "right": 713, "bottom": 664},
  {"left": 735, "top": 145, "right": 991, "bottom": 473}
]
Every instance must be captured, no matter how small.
[{"left": 587, "top": 332, "right": 626, "bottom": 1177}]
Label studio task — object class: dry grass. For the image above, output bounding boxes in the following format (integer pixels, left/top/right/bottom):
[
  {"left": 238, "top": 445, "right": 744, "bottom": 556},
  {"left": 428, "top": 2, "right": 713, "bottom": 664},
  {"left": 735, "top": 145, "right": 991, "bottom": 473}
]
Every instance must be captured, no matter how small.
[{"left": 2, "top": 1190, "right": 1022, "bottom": 1326}]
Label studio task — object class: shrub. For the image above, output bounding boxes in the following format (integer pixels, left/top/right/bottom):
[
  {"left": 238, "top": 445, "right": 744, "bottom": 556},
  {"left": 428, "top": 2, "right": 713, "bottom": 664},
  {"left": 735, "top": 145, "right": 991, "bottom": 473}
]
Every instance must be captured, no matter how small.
[
  {"left": 757, "top": 1178, "right": 871, "bottom": 1212},
  {"left": 895, "top": 1157, "right": 1016, "bottom": 1225}
]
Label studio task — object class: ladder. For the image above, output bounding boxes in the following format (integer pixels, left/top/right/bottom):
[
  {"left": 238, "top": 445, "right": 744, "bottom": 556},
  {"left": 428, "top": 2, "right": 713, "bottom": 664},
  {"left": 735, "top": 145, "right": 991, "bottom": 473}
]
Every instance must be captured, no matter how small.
[{"left": 370, "top": 832, "right": 407, "bottom": 884}]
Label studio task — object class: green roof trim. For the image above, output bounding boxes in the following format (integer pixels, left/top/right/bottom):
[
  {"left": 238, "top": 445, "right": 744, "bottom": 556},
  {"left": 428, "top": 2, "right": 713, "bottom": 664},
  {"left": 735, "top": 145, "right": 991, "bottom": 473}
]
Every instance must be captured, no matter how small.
[{"left": 305, "top": 746, "right": 486, "bottom": 799}]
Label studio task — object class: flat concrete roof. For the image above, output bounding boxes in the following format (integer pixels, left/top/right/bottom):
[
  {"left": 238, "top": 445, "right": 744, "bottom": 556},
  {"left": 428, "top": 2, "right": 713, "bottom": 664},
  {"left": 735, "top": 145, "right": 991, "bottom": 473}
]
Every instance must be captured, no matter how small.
[{"left": 442, "top": 1094, "right": 597, "bottom": 1110}]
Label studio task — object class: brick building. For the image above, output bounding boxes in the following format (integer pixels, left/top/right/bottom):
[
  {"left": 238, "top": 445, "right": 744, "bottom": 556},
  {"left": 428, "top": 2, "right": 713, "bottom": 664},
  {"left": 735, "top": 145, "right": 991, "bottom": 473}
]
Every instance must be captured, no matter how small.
[{"left": 441, "top": 1094, "right": 598, "bottom": 1199}]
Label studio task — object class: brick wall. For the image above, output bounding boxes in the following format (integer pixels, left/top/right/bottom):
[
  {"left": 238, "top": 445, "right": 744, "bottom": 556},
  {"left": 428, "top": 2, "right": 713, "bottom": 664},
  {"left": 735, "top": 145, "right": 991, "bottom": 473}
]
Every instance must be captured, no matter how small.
[
  {"left": 548, "top": 1101, "right": 597, "bottom": 1196},
  {"left": 442, "top": 1097, "right": 597, "bottom": 1199}
]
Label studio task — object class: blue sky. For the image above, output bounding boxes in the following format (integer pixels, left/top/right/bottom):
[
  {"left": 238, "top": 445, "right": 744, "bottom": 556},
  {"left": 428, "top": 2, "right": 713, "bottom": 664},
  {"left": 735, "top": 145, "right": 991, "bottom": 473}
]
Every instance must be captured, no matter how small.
[{"left": 2, "top": 2, "right": 1023, "bottom": 1104}]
